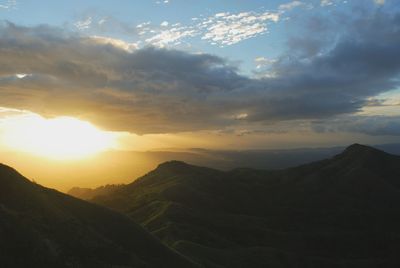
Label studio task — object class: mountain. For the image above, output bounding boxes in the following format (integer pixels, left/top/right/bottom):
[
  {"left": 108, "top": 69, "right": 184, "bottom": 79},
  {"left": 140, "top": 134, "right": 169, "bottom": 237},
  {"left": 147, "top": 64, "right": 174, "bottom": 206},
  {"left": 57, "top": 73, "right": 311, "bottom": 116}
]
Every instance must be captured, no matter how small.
[
  {"left": 6, "top": 143, "right": 400, "bottom": 191},
  {"left": 70, "top": 144, "right": 400, "bottom": 268},
  {"left": 68, "top": 184, "right": 123, "bottom": 200},
  {"left": 0, "top": 163, "right": 198, "bottom": 267}
]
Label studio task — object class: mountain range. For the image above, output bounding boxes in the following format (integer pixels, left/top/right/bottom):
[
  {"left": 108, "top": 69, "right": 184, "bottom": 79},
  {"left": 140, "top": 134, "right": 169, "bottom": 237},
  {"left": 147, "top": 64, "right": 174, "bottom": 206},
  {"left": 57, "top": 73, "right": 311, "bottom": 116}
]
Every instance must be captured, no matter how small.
[
  {"left": 2, "top": 144, "right": 400, "bottom": 267},
  {"left": 69, "top": 144, "right": 400, "bottom": 268},
  {"left": 4, "top": 143, "right": 400, "bottom": 191}
]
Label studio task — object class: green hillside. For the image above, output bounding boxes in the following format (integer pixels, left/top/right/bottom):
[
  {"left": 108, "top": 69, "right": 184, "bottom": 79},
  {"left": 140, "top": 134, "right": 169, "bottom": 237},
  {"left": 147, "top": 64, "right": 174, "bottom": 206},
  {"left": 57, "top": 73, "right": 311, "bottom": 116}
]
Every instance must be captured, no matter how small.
[
  {"left": 0, "top": 163, "right": 199, "bottom": 267},
  {"left": 72, "top": 144, "right": 400, "bottom": 267}
]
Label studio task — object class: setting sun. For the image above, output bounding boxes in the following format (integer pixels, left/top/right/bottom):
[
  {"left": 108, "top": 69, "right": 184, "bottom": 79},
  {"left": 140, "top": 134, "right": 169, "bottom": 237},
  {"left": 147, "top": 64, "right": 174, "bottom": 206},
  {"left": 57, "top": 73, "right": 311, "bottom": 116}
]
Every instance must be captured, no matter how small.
[{"left": 2, "top": 114, "right": 116, "bottom": 160}]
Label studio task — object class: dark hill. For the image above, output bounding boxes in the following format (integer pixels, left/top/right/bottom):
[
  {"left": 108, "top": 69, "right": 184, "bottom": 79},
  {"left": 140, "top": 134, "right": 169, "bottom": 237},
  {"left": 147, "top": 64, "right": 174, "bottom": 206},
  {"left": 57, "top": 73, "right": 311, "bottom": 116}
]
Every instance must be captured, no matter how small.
[
  {"left": 70, "top": 144, "right": 400, "bottom": 268},
  {"left": 0, "top": 163, "right": 198, "bottom": 268}
]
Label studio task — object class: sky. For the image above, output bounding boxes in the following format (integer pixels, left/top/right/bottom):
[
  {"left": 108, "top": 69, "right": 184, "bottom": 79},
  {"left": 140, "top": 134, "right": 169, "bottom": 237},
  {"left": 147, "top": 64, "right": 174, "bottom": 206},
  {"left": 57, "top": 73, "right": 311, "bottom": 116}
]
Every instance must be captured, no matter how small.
[{"left": 1, "top": 0, "right": 400, "bottom": 157}]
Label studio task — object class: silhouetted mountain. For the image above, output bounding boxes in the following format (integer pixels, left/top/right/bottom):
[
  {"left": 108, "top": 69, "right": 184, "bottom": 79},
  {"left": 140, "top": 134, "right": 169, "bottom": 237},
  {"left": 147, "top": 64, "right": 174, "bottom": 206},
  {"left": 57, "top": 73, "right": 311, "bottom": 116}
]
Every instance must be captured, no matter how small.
[
  {"left": 68, "top": 184, "right": 124, "bottom": 200},
  {"left": 0, "top": 163, "right": 198, "bottom": 267},
  {"left": 73, "top": 144, "right": 400, "bottom": 268},
  {"left": 7, "top": 143, "right": 400, "bottom": 190}
]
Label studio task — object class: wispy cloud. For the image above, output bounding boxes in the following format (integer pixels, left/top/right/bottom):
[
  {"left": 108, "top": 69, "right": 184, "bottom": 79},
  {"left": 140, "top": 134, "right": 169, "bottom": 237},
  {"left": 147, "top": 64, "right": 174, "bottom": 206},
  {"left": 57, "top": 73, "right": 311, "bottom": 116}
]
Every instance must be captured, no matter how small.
[
  {"left": 88, "top": 36, "right": 139, "bottom": 52},
  {"left": 141, "top": 10, "right": 280, "bottom": 47},
  {"left": 145, "top": 25, "right": 197, "bottom": 47},
  {"left": 279, "top": 1, "right": 306, "bottom": 11},
  {"left": 74, "top": 16, "right": 92, "bottom": 30},
  {"left": 200, "top": 11, "right": 280, "bottom": 46},
  {"left": 73, "top": 15, "right": 138, "bottom": 37},
  {"left": 155, "top": 0, "right": 170, "bottom": 4},
  {"left": 320, "top": 0, "right": 334, "bottom": 7},
  {"left": 0, "top": 0, "right": 16, "bottom": 9},
  {"left": 254, "top": 57, "right": 276, "bottom": 69}
]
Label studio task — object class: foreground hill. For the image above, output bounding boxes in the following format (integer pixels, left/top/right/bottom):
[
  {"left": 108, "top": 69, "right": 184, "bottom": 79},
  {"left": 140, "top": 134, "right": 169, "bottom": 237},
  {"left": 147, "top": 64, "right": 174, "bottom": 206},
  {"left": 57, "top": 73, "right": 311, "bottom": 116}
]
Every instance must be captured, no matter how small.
[
  {"left": 70, "top": 144, "right": 400, "bottom": 268},
  {"left": 0, "top": 164, "right": 198, "bottom": 267}
]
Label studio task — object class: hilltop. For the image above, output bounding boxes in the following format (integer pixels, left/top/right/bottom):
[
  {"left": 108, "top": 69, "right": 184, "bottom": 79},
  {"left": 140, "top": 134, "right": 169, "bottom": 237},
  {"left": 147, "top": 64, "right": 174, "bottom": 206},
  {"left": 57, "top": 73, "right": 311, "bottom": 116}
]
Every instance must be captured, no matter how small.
[
  {"left": 70, "top": 144, "right": 400, "bottom": 267},
  {"left": 0, "top": 163, "right": 198, "bottom": 267}
]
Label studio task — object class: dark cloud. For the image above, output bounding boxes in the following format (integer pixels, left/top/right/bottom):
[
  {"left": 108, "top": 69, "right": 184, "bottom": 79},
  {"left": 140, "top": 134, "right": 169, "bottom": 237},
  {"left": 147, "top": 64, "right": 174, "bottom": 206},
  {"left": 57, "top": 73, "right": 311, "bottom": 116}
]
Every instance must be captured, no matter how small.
[
  {"left": 0, "top": 9, "right": 400, "bottom": 134},
  {"left": 246, "top": 9, "right": 400, "bottom": 121},
  {"left": 312, "top": 116, "right": 400, "bottom": 136}
]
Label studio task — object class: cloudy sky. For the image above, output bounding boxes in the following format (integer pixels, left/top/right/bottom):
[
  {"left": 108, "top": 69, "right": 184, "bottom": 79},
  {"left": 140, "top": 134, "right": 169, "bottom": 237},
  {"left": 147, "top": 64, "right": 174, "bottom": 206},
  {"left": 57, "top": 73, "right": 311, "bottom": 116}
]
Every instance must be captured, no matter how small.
[{"left": 1, "top": 0, "right": 400, "bottom": 153}]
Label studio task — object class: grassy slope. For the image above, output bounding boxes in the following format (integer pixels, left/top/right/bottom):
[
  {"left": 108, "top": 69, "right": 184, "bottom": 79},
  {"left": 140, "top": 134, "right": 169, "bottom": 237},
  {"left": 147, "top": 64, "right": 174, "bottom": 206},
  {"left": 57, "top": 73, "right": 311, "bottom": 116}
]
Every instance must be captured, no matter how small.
[
  {"left": 76, "top": 144, "right": 400, "bottom": 267},
  {"left": 0, "top": 163, "right": 199, "bottom": 268}
]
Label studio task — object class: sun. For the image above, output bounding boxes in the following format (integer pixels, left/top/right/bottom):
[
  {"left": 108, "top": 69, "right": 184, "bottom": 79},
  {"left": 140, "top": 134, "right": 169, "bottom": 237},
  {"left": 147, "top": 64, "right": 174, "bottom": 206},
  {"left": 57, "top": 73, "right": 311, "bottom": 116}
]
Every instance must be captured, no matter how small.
[{"left": 2, "top": 114, "right": 116, "bottom": 160}]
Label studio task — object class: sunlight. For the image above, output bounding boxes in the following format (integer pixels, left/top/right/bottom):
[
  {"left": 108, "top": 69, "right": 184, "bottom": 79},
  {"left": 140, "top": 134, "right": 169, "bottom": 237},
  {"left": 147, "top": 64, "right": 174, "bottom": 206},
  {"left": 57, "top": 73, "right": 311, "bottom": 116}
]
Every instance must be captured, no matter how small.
[{"left": 2, "top": 114, "right": 116, "bottom": 160}]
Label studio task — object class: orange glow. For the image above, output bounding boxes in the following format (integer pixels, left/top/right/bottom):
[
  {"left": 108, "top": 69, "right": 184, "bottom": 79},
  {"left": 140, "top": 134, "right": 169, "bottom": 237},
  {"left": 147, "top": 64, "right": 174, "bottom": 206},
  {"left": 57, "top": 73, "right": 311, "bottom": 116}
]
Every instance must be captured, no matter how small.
[{"left": 2, "top": 114, "right": 116, "bottom": 160}]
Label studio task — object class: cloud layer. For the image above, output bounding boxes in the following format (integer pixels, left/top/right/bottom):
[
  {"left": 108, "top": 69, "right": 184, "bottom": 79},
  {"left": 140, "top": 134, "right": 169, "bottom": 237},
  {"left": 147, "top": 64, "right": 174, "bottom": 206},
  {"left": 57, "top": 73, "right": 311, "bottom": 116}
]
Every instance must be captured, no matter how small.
[
  {"left": 1, "top": 9, "right": 400, "bottom": 135},
  {"left": 313, "top": 115, "right": 400, "bottom": 136}
]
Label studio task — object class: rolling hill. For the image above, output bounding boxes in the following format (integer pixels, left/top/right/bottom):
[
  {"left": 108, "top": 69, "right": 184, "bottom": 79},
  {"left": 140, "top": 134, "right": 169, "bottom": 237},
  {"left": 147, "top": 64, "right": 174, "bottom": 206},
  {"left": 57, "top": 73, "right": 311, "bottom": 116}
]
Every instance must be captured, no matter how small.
[
  {"left": 70, "top": 144, "right": 400, "bottom": 268},
  {"left": 0, "top": 163, "right": 199, "bottom": 267}
]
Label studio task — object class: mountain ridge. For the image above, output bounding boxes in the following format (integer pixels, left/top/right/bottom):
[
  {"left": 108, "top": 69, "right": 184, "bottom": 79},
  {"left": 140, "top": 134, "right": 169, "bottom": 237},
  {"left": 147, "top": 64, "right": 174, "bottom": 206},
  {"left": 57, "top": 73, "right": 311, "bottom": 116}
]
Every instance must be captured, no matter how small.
[
  {"left": 69, "top": 144, "right": 400, "bottom": 267},
  {"left": 0, "top": 162, "right": 199, "bottom": 267},
  {"left": 147, "top": 143, "right": 399, "bottom": 174}
]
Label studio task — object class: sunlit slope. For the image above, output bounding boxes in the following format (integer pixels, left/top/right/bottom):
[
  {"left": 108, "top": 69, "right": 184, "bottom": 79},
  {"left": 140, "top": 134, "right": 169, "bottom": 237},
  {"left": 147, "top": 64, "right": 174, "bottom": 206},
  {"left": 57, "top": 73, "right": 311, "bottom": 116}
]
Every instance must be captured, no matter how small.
[
  {"left": 77, "top": 144, "right": 400, "bottom": 268},
  {"left": 0, "top": 164, "right": 198, "bottom": 267}
]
